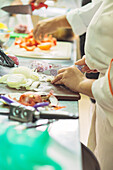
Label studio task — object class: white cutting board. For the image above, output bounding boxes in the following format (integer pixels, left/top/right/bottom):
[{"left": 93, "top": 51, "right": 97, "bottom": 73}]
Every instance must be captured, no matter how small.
[{"left": 6, "top": 41, "right": 72, "bottom": 60}]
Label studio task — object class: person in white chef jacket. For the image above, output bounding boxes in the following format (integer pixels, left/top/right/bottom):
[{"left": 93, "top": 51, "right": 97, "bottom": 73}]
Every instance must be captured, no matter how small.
[
  {"left": 32, "top": 0, "right": 102, "bottom": 39},
  {"left": 52, "top": 1, "right": 113, "bottom": 170},
  {"left": 33, "top": 0, "right": 113, "bottom": 170},
  {"left": 0, "top": 0, "right": 33, "bottom": 30}
]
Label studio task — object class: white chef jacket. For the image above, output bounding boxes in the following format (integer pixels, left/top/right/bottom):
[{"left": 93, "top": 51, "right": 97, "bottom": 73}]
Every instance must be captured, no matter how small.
[
  {"left": 67, "top": 0, "right": 113, "bottom": 170},
  {"left": 66, "top": 0, "right": 103, "bottom": 35},
  {"left": 85, "top": 1, "right": 113, "bottom": 169}
]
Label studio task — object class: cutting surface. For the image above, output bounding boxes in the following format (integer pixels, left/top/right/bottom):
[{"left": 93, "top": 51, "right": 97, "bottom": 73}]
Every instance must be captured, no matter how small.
[
  {"left": 6, "top": 41, "right": 72, "bottom": 60},
  {"left": 0, "top": 82, "right": 80, "bottom": 101},
  {"left": 0, "top": 65, "right": 80, "bottom": 101}
]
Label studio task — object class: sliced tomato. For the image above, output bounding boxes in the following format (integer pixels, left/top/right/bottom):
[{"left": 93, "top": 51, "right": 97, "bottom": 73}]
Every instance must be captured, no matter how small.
[
  {"left": 52, "top": 38, "right": 57, "bottom": 46},
  {"left": 19, "top": 42, "right": 26, "bottom": 48},
  {"left": 14, "top": 37, "right": 24, "bottom": 45},
  {"left": 36, "top": 40, "right": 41, "bottom": 45},
  {"left": 54, "top": 106, "right": 66, "bottom": 110},
  {"left": 14, "top": 30, "right": 57, "bottom": 51},
  {"left": 24, "top": 45, "right": 36, "bottom": 51},
  {"left": 38, "top": 42, "right": 52, "bottom": 50},
  {"left": 19, "top": 92, "right": 42, "bottom": 106},
  {"left": 26, "top": 32, "right": 33, "bottom": 39},
  {"left": 41, "top": 35, "right": 57, "bottom": 46}
]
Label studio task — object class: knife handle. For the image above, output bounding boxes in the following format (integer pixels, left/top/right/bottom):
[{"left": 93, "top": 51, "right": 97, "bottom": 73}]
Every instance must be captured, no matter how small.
[{"left": 31, "top": 3, "right": 48, "bottom": 11}]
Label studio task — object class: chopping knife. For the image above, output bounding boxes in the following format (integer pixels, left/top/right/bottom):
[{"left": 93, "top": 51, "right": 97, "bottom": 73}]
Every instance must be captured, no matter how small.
[
  {"left": 43, "top": 65, "right": 84, "bottom": 76},
  {"left": 1, "top": 3, "right": 48, "bottom": 15}
]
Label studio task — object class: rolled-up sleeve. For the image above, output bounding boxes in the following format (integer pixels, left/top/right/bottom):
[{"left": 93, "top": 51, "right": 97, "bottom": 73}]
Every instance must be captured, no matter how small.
[
  {"left": 66, "top": 1, "right": 102, "bottom": 35},
  {"left": 92, "top": 59, "right": 113, "bottom": 126}
]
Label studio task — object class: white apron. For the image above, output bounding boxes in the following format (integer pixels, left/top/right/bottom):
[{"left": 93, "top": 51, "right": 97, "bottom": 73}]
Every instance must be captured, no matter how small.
[
  {"left": 66, "top": 0, "right": 113, "bottom": 169},
  {"left": 85, "top": 0, "right": 113, "bottom": 169}
]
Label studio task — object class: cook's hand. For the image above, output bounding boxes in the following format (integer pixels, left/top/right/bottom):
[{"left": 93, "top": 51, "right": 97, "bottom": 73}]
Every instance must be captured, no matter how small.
[
  {"left": 33, "top": 15, "right": 70, "bottom": 40},
  {"left": 33, "top": 18, "right": 57, "bottom": 40},
  {"left": 29, "top": 0, "right": 46, "bottom": 5},
  {"left": 51, "top": 65, "right": 85, "bottom": 93},
  {"left": 75, "top": 56, "right": 98, "bottom": 73}
]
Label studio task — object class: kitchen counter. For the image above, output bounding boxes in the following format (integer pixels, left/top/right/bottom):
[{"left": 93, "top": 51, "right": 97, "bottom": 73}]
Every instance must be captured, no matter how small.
[
  {"left": 0, "top": 100, "right": 82, "bottom": 170},
  {"left": 0, "top": 38, "right": 83, "bottom": 170}
]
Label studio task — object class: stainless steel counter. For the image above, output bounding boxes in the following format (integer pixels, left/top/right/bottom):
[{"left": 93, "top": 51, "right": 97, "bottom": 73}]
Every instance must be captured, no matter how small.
[
  {"left": 0, "top": 38, "right": 83, "bottom": 170},
  {"left": 0, "top": 101, "right": 82, "bottom": 170}
]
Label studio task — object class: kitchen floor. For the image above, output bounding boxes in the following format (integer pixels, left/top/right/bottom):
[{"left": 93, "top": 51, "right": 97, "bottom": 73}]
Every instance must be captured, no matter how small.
[{"left": 78, "top": 94, "right": 95, "bottom": 145}]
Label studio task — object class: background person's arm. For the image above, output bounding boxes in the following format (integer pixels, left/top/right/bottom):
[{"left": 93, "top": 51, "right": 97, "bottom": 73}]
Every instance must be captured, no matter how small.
[
  {"left": 66, "top": 0, "right": 102, "bottom": 35},
  {"left": 33, "top": 15, "right": 71, "bottom": 40},
  {"left": 33, "top": 0, "right": 102, "bottom": 40}
]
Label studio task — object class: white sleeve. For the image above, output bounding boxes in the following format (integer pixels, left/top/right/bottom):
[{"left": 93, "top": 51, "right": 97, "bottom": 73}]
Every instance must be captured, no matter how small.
[
  {"left": 66, "top": 1, "right": 102, "bottom": 35},
  {"left": 92, "top": 59, "right": 113, "bottom": 126}
]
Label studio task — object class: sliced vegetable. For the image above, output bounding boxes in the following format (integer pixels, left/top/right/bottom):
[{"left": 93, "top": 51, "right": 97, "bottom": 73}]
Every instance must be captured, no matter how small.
[
  {"left": 30, "top": 72, "right": 39, "bottom": 81},
  {"left": 41, "top": 34, "right": 57, "bottom": 46},
  {"left": 7, "top": 74, "right": 27, "bottom": 89},
  {"left": 3, "top": 91, "right": 66, "bottom": 109},
  {"left": 19, "top": 92, "right": 43, "bottom": 106},
  {"left": 38, "top": 42, "right": 52, "bottom": 50},
  {"left": 14, "top": 37, "right": 24, "bottom": 45},
  {"left": 14, "top": 31, "right": 57, "bottom": 51},
  {"left": 54, "top": 106, "right": 66, "bottom": 110},
  {"left": 24, "top": 79, "right": 34, "bottom": 88},
  {"left": 10, "top": 66, "right": 32, "bottom": 78},
  {"left": 26, "top": 81, "right": 40, "bottom": 90},
  {"left": 0, "top": 66, "right": 53, "bottom": 90},
  {"left": 0, "top": 74, "right": 9, "bottom": 83},
  {"left": 24, "top": 45, "right": 36, "bottom": 51}
]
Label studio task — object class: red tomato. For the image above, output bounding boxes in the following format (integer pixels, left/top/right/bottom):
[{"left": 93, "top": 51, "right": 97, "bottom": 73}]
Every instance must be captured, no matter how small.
[{"left": 38, "top": 42, "right": 52, "bottom": 50}]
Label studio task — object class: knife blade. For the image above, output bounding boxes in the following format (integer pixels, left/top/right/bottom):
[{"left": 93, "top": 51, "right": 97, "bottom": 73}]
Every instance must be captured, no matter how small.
[
  {"left": 42, "top": 65, "right": 84, "bottom": 76},
  {"left": 43, "top": 68, "right": 58, "bottom": 76},
  {"left": 1, "top": 3, "right": 48, "bottom": 15}
]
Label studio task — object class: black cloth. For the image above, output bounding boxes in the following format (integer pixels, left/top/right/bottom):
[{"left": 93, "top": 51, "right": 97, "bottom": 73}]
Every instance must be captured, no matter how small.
[{"left": 81, "top": 143, "right": 100, "bottom": 170}]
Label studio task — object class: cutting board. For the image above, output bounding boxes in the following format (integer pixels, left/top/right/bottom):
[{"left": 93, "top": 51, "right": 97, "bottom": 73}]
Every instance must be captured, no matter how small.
[
  {"left": 6, "top": 41, "right": 72, "bottom": 60},
  {"left": 0, "top": 83, "right": 80, "bottom": 101},
  {"left": 0, "top": 67, "right": 80, "bottom": 101}
]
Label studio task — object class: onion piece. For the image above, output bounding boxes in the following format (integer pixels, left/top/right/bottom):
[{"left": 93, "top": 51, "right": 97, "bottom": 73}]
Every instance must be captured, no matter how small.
[
  {"left": 49, "top": 95, "right": 59, "bottom": 106},
  {"left": 10, "top": 66, "right": 32, "bottom": 78},
  {"left": 7, "top": 74, "right": 27, "bottom": 89},
  {"left": 26, "top": 81, "right": 40, "bottom": 90},
  {"left": 0, "top": 74, "right": 9, "bottom": 83}
]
